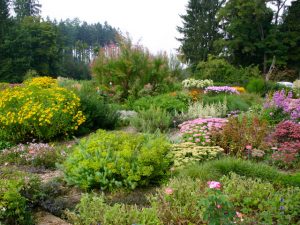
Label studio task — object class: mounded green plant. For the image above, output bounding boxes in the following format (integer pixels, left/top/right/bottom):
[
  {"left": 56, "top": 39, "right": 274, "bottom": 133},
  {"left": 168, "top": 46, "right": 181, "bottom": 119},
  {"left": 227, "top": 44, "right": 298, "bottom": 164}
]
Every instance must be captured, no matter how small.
[
  {"left": 62, "top": 130, "right": 172, "bottom": 190},
  {"left": 130, "top": 106, "right": 172, "bottom": 133},
  {"left": 66, "top": 194, "right": 162, "bottom": 225},
  {"left": 132, "top": 92, "right": 190, "bottom": 114}
]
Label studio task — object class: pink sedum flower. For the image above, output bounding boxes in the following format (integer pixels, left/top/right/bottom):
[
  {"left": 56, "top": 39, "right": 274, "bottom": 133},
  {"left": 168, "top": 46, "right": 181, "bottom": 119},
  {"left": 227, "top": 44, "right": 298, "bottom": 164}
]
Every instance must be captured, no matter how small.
[{"left": 207, "top": 181, "right": 221, "bottom": 189}]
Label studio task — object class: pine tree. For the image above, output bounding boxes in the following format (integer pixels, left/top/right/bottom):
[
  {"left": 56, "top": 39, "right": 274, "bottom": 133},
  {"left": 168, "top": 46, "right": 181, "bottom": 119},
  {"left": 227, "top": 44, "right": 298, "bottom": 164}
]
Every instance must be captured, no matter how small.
[
  {"left": 0, "top": 0, "right": 10, "bottom": 38},
  {"left": 177, "top": 0, "right": 226, "bottom": 67},
  {"left": 13, "top": 0, "right": 41, "bottom": 20}
]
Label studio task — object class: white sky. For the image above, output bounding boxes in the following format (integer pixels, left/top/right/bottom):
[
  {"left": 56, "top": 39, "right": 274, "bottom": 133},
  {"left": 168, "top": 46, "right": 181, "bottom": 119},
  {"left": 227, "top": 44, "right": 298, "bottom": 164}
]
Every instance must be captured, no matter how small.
[{"left": 40, "top": 0, "right": 188, "bottom": 55}]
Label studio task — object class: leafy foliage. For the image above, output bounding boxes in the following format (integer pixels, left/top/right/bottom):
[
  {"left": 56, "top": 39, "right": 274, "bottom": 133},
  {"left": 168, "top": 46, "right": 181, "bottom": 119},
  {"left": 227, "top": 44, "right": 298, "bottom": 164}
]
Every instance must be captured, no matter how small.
[
  {"left": 130, "top": 106, "right": 172, "bottom": 133},
  {"left": 62, "top": 130, "right": 172, "bottom": 190}
]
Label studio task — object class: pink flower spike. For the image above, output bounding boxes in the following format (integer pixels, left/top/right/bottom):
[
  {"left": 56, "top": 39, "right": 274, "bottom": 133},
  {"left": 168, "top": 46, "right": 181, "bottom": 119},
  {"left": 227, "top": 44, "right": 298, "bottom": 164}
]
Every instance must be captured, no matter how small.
[
  {"left": 165, "top": 187, "right": 174, "bottom": 195},
  {"left": 207, "top": 181, "right": 221, "bottom": 189}
]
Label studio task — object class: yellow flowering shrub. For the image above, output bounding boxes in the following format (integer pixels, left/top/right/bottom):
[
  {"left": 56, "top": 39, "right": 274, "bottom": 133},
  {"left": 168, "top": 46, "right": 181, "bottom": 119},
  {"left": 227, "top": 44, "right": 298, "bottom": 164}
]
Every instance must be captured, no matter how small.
[
  {"left": 172, "top": 142, "right": 224, "bottom": 168},
  {"left": 232, "top": 86, "right": 246, "bottom": 93},
  {"left": 0, "top": 77, "right": 85, "bottom": 142}
]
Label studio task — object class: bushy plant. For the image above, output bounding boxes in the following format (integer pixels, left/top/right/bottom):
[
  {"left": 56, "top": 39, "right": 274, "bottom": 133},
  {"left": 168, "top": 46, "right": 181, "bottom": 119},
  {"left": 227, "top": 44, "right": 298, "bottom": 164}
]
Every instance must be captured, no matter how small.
[
  {"left": 267, "top": 120, "right": 300, "bottom": 169},
  {"left": 213, "top": 115, "right": 269, "bottom": 157},
  {"left": 62, "top": 130, "right": 172, "bottom": 190},
  {"left": 131, "top": 92, "right": 190, "bottom": 114},
  {"left": 174, "top": 101, "right": 227, "bottom": 122},
  {"left": 0, "top": 169, "right": 42, "bottom": 225},
  {"left": 172, "top": 142, "right": 224, "bottom": 167},
  {"left": 75, "top": 83, "right": 119, "bottom": 133},
  {"left": 92, "top": 37, "right": 177, "bottom": 100},
  {"left": 195, "top": 55, "right": 260, "bottom": 85},
  {"left": 130, "top": 106, "right": 172, "bottom": 133},
  {"left": 179, "top": 118, "right": 227, "bottom": 146},
  {"left": 0, "top": 77, "right": 85, "bottom": 143},
  {"left": 66, "top": 194, "right": 161, "bottom": 225}
]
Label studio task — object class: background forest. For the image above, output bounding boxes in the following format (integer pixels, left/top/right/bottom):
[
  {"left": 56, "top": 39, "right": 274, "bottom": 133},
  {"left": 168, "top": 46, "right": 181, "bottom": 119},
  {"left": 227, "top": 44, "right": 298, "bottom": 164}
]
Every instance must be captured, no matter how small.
[{"left": 0, "top": 0, "right": 118, "bottom": 82}]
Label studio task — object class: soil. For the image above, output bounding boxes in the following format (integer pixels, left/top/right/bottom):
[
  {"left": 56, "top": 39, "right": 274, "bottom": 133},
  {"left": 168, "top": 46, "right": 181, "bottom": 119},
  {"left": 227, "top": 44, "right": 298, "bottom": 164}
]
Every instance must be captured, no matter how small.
[{"left": 34, "top": 211, "right": 71, "bottom": 225}]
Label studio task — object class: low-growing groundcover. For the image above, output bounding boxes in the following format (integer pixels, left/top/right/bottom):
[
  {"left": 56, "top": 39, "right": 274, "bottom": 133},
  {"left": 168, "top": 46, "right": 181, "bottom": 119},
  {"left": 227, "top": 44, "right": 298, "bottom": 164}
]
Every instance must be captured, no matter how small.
[
  {"left": 62, "top": 130, "right": 172, "bottom": 190},
  {"left": 66, "top": 172, "right": 300, "bottom": 225}
]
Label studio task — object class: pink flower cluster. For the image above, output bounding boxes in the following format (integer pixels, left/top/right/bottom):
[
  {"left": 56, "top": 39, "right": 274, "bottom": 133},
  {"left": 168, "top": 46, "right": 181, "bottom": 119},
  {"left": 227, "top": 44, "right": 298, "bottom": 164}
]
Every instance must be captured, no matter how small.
[
  {"left": 179, "top": 118, "right": 227, "bottom": 146},
  {"left": 204, "top": 86, "right": 239, "bottom": 95},
  {"left": 264, "top": 90, "right": 300, "bottom": 121},
  {"left": 207, "top": 181, "right": 221, "bottom": 189}
]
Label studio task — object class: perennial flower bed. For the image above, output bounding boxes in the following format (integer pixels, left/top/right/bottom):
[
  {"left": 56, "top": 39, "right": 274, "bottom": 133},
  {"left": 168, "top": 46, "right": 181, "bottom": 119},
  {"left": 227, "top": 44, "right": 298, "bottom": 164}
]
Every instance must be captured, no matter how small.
[{"left": 179, "top": 118, "right": 227, "bottom": 146}]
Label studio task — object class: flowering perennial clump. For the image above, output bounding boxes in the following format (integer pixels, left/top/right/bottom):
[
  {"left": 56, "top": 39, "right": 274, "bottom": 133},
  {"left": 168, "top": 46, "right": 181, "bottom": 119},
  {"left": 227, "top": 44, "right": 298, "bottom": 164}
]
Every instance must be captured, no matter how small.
[
  {"left": 204, "top": 86, "right": 239, "bottom": 95},
  {"left": 179, "top": 118, "right": 227, "bottom": 146},
  {"left": 182, "top": 78, "right": 213, "bottom": 89},
  {"left": 0, "top": 77, "right": 85, "bottom": 142},
  {"left": 264, "top": 90, "right": 300, "bottom": 121},
  {"left": 172, "top": 142, "right": 224, "bottom": 167}
]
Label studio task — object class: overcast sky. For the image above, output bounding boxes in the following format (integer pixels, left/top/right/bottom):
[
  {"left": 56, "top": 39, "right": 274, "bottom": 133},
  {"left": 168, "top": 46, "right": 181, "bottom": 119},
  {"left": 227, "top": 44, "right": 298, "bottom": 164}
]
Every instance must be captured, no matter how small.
[
  {"left": 40, "top": 0, "right": 188, "bottom": 54},
  {"left": 39, "top": 0, "right": 293, "bottom": 55}
]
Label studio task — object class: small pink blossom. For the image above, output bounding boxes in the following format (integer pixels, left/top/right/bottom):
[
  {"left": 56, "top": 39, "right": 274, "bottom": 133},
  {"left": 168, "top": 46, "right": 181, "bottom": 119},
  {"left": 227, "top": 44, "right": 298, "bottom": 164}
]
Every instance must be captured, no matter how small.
[
  {"left": 246, "top": 145, "right": 252, "bottom": 150},
  {"left": 165, "top": 187, "right": 174, "bottom": 195},
  {"left": 195, "top": 138, "right": 200, "bottom": 143},
  {"left": 216, "top": 204, "right": 222, "bottom": 209},
  {"left": 207, "top": 181, "right": 221, "bottom": 189}
]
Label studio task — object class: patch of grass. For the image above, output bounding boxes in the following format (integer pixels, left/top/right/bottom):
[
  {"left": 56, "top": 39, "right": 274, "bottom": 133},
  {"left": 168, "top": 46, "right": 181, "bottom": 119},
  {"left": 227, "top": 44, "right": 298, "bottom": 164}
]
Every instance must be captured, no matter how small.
[{"left": 177, "top": 157, "right": 300, "bottom": 187}]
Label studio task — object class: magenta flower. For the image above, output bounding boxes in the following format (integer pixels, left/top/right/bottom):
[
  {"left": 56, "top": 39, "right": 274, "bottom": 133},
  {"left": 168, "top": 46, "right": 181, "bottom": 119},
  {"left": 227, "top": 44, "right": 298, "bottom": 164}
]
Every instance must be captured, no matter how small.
[{"left": 207, "top": 181, "right": 221, "bottom": 189}]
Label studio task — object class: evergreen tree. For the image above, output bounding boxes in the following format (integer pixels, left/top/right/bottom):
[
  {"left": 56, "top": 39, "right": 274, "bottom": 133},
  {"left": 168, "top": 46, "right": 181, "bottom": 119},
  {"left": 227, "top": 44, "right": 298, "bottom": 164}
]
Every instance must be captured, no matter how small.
[
  {"left": 282, "top": 0, "right": 300, "bottom": 73},
  {"left": 13, "top": 0, "right": 41, "bottom": 20},
  {"left": 177, "top": 0, "right": 226, "bottom": 67},
  {"left": 0, "top": 0, "right": 10, "bottom": 39},
  {"left": 217, "top": 0, "right": 273, "bottom": 72}
]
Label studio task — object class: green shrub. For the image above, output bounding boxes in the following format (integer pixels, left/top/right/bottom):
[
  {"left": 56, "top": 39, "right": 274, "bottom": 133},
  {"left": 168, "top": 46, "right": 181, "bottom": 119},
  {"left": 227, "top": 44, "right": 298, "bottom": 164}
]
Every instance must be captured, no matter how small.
[
  {"left": 177, "top": 157, "right": 300, "bottom": 187},
  {"left": 0, "top": 140, "right": 13, "bottom": 152},
  {"left": 75, "top": 83, "right": 119, "bottom": 134},
  {"left": 0, "top": 77, "right": 85, "bottom": 143},
  {"left": 62, "top": 130, "right": 172, "bottom": 190},
  {"left": 195, "top": 55, "right": 260, "bottom": 85},
  {"left": 132, "top": 92, "right": 190, "bottom": 114},
  {"left": 246, "top": 78, "right": 292, "bottom": 96},
  {"left": 66, "top": 194, "right": 162, "bottom": 225},
  {"left": 0, "top": 169, "right": 42, "bottom": 225},
  {"left": 130, "top": 106, "right": 172, "bottom": 133},
  {"left": 92, "top": 36, "right": 177, "bottom": 100}
]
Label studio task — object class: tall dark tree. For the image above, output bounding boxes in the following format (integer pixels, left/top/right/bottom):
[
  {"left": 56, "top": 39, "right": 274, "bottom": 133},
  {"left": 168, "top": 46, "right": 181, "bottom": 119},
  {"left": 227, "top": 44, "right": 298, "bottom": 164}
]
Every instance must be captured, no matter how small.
[
  {"left": 0, "top": 0, "right": 10, "bottom": 39},
  {"left": 177, "top": 0, "right": 226, "bottom": 67},
  {"left": 217, "top": 0, "right": 273, "bottom": 73},
  {"left": 13, "top": 0, "right": 41, "bottom": 20},
  {"left": 282, "top": 0, "right": 300, "bottom": 73}
]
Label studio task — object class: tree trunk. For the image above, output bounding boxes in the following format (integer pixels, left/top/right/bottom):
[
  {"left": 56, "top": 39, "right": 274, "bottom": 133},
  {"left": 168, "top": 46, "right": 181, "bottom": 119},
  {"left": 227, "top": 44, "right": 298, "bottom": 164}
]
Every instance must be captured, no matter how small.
[{"left": 266, "top": 55, "right": 276, "bottom": 81}]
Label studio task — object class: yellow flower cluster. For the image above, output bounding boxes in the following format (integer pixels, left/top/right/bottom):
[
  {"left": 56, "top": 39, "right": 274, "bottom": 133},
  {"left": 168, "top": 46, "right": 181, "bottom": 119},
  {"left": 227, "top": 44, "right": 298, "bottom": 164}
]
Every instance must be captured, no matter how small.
[
  {"left": 232, "top": 86, "right": 246, "bottom": 93},
  {"left": 24, "top": 76, "right": 57, "bottom": 88},
  {"left": 0, "top": 77, "right": 86, "bottom": 141}
]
